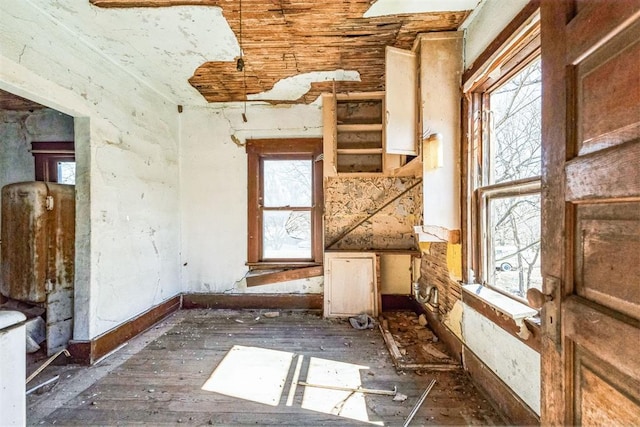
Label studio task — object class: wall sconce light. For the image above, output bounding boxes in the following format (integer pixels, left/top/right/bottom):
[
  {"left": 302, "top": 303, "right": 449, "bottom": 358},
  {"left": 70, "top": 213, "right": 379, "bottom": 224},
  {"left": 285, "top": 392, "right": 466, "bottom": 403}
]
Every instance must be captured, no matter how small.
[{"left": 424, "top": 133, "right": 443, "bottom": 169}]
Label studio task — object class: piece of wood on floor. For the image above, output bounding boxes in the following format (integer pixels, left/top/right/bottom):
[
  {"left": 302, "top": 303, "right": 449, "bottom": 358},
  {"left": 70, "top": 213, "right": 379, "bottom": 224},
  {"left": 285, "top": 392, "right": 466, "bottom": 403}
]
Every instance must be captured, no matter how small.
[{"left": 246, "top": 266, "right": 323, "bottom": 287}]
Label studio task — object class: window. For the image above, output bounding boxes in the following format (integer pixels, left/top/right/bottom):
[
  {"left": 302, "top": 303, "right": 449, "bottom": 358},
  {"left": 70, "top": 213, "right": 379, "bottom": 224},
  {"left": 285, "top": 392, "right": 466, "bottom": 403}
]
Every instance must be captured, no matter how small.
[
  {"left": 31, "top": 141, "right": 75, "bottom": 184},
  {"left": 246, "top": 139, "right": 323, "bottom": 267},
  {"left": 466, "top": 19, "right": 542, "bottom": 303}
]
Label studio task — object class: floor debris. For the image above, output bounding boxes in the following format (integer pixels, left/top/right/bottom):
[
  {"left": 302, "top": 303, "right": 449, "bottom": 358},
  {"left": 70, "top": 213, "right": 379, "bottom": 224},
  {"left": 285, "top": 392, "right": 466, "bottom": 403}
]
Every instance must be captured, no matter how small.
[{"left": 379, "top": 311, "right": 459, "bottom": 371}]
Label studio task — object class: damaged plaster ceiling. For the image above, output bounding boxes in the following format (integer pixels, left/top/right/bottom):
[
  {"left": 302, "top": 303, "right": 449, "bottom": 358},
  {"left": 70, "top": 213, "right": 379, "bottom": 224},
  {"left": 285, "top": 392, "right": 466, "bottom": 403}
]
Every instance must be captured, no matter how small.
[{"left": 22, "top": 0, "right": 477, "bottom": 106}]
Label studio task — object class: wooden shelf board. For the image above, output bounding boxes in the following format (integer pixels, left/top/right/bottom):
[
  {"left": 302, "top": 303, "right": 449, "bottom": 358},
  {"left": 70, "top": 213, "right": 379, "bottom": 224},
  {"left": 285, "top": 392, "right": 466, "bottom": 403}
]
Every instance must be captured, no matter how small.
[
  {"left": 336, "top": 91, "right": 385, "bottom": 101},
  {"left": 337, "top": 148, "right": 383, "bottom": 155},
  {"left": 337, "top": 123, "right": 383, "bottom": 132}
]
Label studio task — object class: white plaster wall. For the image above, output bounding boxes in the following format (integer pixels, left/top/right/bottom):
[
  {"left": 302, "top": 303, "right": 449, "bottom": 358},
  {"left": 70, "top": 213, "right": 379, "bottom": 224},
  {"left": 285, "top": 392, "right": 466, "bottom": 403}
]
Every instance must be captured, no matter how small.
[
  {"left": 461, "top": 304, "right": 541, "bottom": 415},
  {"left": 179, "top": 103, "right": 324, "bottom": 294},
  {"left": 1, "top": 2, "right": 181, "bottom": 339},
  {"left": 462, "top": 0, "right": 530, "bottom": 69}
]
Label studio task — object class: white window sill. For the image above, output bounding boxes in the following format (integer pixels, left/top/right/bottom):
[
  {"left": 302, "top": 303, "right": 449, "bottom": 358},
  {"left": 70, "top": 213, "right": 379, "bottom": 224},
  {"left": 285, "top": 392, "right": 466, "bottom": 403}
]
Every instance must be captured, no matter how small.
[{"left": 462, "top": 284, "right": 537, "bottom": 340}]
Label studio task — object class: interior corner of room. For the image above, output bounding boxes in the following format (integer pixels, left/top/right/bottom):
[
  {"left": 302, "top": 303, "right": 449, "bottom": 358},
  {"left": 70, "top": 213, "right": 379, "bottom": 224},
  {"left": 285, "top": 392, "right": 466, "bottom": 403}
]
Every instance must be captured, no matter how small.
[{"left": 1, "top": 0, "right": 639, "bottom": 426}]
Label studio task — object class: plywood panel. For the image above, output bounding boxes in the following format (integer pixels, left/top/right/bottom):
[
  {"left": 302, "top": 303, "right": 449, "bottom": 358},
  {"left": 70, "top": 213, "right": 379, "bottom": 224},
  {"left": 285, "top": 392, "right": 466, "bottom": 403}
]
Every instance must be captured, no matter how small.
[
  {"left": 324, "top": 177, "right": 421, "bottom": 250},
  {"left": 380, "top": 254, "right": 411, "bottom": 294}
]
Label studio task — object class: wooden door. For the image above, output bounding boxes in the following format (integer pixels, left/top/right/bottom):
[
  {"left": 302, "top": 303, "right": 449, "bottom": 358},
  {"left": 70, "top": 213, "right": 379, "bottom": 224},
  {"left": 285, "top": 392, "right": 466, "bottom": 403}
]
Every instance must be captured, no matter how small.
[
  {"left": 385, "top": 46, "right": 417, "bottom": 156},
  {"left": 540, "top": 1, "right": 640, "bottom": 425}
]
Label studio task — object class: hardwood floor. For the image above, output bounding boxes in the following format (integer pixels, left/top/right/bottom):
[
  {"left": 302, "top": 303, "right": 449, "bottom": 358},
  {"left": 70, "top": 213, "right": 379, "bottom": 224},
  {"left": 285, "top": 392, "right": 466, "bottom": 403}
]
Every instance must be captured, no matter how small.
[{"left": 27, "top": 310, "right": 506, "bottom": 426}]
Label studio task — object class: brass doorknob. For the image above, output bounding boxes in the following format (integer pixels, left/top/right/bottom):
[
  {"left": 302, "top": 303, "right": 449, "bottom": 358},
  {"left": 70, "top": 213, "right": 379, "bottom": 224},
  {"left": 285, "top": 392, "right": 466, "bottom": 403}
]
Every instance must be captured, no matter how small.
[{"left": 526, "top": 288, "right": 553, "bottom": 309}]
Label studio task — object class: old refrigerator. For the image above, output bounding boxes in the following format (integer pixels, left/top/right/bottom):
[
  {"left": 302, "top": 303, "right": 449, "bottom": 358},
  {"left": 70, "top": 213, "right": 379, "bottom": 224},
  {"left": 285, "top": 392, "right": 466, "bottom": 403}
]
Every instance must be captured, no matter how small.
[{"left": 1, "top": 181, "right": 75, "bottom": 355}]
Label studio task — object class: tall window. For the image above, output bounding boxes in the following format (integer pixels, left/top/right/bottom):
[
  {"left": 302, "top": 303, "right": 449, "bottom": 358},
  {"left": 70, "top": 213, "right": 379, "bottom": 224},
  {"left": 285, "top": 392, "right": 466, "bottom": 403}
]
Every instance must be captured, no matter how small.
[
  {"left": 466, "top": 20, "right": 542, "bottom": 303},
  {"left": 247, "top": 139, "right": 323, "bottom": 266}
]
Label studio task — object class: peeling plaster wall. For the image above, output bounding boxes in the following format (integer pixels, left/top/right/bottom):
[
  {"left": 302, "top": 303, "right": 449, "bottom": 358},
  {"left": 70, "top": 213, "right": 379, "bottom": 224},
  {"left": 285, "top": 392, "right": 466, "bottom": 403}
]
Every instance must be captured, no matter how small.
[
  {"left": 1, "top": 2, "right": 181, "bottom": 339},
  {"left": 419, "top": 244, "right": 540, "bottom": 415},
  {"left": 462, "top": 305, "right": 541, "bottom": 414},
  {"left": 179, "top": 103, "right": 324, "bottom": 294}
]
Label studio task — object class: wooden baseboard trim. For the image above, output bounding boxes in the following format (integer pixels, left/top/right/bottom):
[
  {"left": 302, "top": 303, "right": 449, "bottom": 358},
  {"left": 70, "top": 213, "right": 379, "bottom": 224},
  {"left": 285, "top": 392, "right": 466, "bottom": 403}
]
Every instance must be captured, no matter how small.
[
  {"left": 410, "top": 299, "right": 464, "bottom": 364},
  {"left": 463, "top": 346, "right": 540, "bottom": 425},
  {"left": 68, "top": 295, "right": 181, "bottom": 365},
  {"left": 381, "top": 294, "right": 417, "bottom": 311},
  {"left": 182, "top": 293, "right": 323, "bottom": 310}
]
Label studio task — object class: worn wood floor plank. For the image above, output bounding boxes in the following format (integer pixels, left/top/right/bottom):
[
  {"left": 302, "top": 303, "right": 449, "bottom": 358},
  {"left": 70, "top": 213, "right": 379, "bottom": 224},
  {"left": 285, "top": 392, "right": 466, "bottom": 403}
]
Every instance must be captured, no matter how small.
[{"left": 30, "top": 310, "right": 506, "bottom": 426}]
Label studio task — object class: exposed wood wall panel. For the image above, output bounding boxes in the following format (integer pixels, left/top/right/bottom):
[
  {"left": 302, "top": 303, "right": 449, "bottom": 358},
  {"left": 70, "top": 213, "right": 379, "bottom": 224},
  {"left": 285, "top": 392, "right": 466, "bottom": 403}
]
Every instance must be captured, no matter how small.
[{"left": 324, "top": 177, "right": 421, "bottom": 250}]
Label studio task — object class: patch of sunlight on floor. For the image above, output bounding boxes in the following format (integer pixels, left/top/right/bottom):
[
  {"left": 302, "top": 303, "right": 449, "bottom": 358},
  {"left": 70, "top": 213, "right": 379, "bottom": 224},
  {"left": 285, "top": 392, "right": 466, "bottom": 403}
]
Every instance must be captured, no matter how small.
[
  {"left": 302, "top": 356, "right": 384, "bottom": 426},
  {"left": 202, "top": 346, "right": 384, "bottom": 425},
  {"left": 201, "top": 345, "right": 294, "bottom": 406}
]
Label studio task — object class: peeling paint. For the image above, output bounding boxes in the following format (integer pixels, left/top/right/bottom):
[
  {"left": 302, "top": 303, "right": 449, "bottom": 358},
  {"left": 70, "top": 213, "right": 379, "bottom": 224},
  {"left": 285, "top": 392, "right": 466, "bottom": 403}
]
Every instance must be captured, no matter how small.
[
  {"left": 324, "top": 177, "right": 422, "bottom": 250},
  {"left": 364, "top": 0, "right": 480, "bottom": 17},
  {"left": 446, "top": 243, "right": 462, "bottom": 281},
  {"left": 444, "top": 299, "right": 463, "bottom": 340},
  {"left": 21, "top": 1, "right": 237, "bottom": 104},
  {"left": 248, "top": 70, "right": 361, "bottom": 102}
]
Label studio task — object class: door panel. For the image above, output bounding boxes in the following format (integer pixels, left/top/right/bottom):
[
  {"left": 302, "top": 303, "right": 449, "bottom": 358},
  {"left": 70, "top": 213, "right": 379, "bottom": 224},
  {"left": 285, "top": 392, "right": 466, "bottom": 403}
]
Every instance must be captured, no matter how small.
[
  {"left": 574, "top": 203, "right": 640, "bottom": 319},
  {"left": 541, "top": 0, "right": 640, "bottom": 424},
  {"left": 385, "top": 46, "right": 417, "bottom": 155},
  {"left": 576, "top": 351, "right": 640, "bottom": 426},
  {"left": 576, "top": 19, "right": 640, "bottom": 155}
]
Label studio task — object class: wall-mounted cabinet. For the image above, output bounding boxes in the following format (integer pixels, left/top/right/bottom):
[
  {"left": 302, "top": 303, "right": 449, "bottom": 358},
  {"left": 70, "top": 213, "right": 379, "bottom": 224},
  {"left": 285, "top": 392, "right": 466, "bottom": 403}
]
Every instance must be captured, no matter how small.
[
  {"left": 323, "top": 92, "right": 385, "bottom": 176},
  {"left": 322, "top": 46, "right": 419, "bottom": 177}
]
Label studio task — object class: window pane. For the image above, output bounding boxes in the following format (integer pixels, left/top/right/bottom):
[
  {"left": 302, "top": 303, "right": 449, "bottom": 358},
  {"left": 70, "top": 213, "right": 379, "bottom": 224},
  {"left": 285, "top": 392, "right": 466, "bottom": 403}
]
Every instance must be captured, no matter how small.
[
  {"left": 262, "top": 210, "right": 311, "bottom": 259},
  {"left": 263, "top": 160, "right": 312, "bottom": 207},
  {"left": 489, "top": 58, "right": 541, "bottom": 184},
  {"left": 489, "top": 193, "right": 542, "bottom": 299},
  {"left": 57, "top": 162, "right": 76, "bottom": 185}
]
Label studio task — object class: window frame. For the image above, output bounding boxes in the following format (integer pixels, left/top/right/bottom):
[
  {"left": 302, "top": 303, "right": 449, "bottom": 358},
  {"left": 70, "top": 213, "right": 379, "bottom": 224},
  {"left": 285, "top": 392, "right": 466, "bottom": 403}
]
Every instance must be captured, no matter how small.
[
  {"left": 31, "top": 141, "right": 75, "bottom": 183},
  {"left": 463, "top": 12, "right": 541, "bottom": 305},
  {"left": 246, "top": 138, "right": 323, "bottom": 268}
]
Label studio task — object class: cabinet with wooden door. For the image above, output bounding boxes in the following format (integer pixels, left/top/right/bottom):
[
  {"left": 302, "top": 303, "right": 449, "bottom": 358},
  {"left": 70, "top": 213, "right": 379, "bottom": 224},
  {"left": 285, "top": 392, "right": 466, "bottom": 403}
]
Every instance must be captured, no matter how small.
[
  {"left": 323, "top": 252, "right": 378, "bottom": 318},
  {"left": 322, "top": 44, "right": 420, "bottom": 177}
]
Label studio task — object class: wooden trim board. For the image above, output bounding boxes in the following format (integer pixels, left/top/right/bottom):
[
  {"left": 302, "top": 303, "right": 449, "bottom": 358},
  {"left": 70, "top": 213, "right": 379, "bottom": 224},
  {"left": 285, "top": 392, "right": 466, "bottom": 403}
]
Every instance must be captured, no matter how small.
[
  {"left": 462, "top": 288, "right": 541, "bottom": 352},
  {"left": 245, "top": 266, "right": 323, "bottom": 287},
  {"left": 68, "top": 295, "right": 181, "bottom": 365},
  {"left": 182, "top": 293, "right": 322, "bottom": 310}
]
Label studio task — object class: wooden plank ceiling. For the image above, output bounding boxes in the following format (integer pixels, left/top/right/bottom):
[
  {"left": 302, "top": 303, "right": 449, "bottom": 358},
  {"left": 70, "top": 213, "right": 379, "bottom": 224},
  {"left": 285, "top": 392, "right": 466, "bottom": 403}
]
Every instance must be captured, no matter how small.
[{"left": 91, "top": 0, "right": 470, "bottom": 104}]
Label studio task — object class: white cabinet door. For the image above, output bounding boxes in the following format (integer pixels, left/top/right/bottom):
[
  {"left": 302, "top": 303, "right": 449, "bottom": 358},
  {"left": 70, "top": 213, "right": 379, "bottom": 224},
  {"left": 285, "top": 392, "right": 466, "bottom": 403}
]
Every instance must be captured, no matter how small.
[
  {"left": 324, "top": 252, "right": 378, "bottom": 318},
  {"left": 385, "top": 46, "right": 417, "bottom": 156}
]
